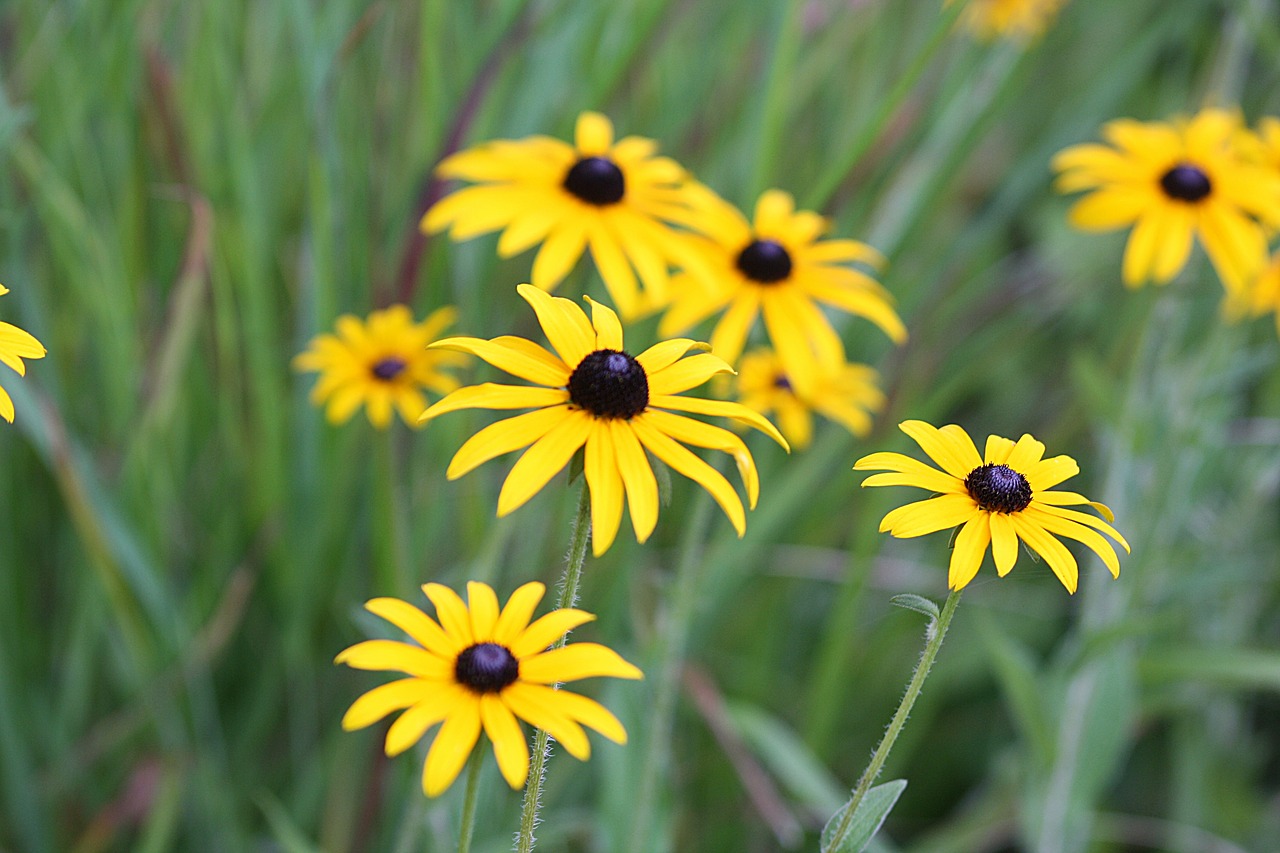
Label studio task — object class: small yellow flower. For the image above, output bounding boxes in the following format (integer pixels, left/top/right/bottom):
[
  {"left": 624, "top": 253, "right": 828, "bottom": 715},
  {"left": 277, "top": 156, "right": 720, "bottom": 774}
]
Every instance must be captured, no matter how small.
[
  {"left": 735, "top": 348, "right": 884, "bottom": 450},
  {"left": 423, "top": 112, "right": 710, "bottom": 319},
  {"left": 948, "top": 0, "right": 1067, "bottom": 41},
  {"left": 0, "top": 284, "right": 47, "bottom": 423},
  {"left": 420, "top": 284, "right": 788, "bottom": 556},
  {"left": 659, "top": 188, "right": 905, "bottom": 392},
  {"left": 1252, "top": 250, "right": 1280, "bottom": 337},
  {"left": 854, "top": 421, "right": 1129, "bottom": 593},
  {"left": 293, "top": 305, "right": 466, "bottom": 429},
  {"left": 337, "top": 581, "right": 641, "bottom": 797},
  {"left": 1052, "top": 109, "right": 1280, "bottom": 300}
]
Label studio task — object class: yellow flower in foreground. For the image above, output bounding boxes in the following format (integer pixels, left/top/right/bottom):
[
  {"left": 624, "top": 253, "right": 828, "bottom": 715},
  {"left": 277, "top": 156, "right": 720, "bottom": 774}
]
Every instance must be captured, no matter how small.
[
  {"left": 0, "top": 285, "right": 46, "bottom": 423},
  {"left": 294, "top": 305, "right": 466, "bottom": 429},
  {"left": 735, "top": 348, "right": 884, "bottom": 450},
  {"left": 337, "top": 581, "right": 641, "bottom": 796},
  {"left": 420, "top": 284, "right": 789, "bottom": 555},
  {"left": 949, "top": 0, "right": 1066, "bottom": 41},
  {"left": 854, "top": 421, "right": 1129, "bottom": 593},
  {"left": 423, "top": 111, "right": 708, "bottom": 319},
  {"left": 1052, "top": 109, "right": 1280, "bottom": 299},
  {"left": 659, "top": 188, "right": 905, "bottom": 391}
]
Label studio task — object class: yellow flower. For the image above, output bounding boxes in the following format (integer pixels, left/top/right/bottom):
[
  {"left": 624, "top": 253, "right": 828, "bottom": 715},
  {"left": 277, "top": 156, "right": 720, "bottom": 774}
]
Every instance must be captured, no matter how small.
[
  {"left": 337, "top": 581, "right": 641, "bottom": 797},
  {"left": 0, "top": 284, "right": 47, "bottom": 423},
  {"left": 948, "top": 0, "right": 1066, "bottom": 41},
  {"left": 423, "top": 111, "right": 709, "bottom": 319},
  {"left": 1052, "top": 109, "right": 1280, "bottom": 300},
  {"left": 854, "top": 421, "right": 1129, "bottom": 593},
  {"left": 1252, "top": 249, "right": 1280, "bottom": 336},
  {"left": 293, "top": 305, "right": 466, "bottom": 429},
  {"left": 735, "top": 348, "right": 884, "bottom": 450},
  {"left": 659, "top": 188, "right": 905, "bottom": 393},
  {"left": 419, "top": 284, "right": 789, "bottom": 556}
]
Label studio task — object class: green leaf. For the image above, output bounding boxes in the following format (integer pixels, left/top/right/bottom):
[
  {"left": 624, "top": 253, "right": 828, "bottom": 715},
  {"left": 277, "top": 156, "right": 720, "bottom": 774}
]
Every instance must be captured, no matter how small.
[
  {"left": 726, "top": 702, "right": 845, "bottom": 816},
  {"left": 820, "top": 779, "right": 907, "bottom": 853},
  {"left": 889, "top": 594, "right": 940, "bottom": 621}
]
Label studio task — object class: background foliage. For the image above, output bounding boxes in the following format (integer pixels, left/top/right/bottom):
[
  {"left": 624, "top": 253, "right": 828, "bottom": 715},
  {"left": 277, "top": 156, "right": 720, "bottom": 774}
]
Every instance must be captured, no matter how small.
[{"left": 1, "top": 1, "right": 1279, "bottom": 851}]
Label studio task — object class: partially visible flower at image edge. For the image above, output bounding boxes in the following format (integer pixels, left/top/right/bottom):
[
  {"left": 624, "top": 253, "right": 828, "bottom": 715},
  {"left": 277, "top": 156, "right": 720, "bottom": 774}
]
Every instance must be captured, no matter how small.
[
  {"left": 1052, "top": 108, "right": 1280, "bottom": 302},
  {"left": 419, "top": 284, "right": 789, "bottom": 556},
  {"left": 337, "top": 580, "right": 641, "bottom": 796},
  {"left": 0, "top": 284, "right": 47, "bottom": 423},
  {"left": 854, "top": 420, "right": 1129, "bottom": 593},
  {"left": 1251, "top": 250, "right": 1280, "bottom": 338},
  {"left": 293, "top": 304, "right": 467, "bottom": 429},
  {"left": 948, "top": 0, "right": 1067, "bottom": 41},
  {"left": 423, "top": 111, "right": 712, "bottom": 319},
  {"left": 734, "top": 347, "right": 884, "bottom": 450},
  {"left": 659, "top": 187, "right": 905, "bottom": 391}
]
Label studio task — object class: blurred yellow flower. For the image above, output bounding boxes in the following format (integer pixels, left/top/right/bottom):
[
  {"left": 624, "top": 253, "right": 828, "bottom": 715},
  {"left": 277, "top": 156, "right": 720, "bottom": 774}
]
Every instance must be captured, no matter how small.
[
  {"left": 949, "top": 0, "right": 1066, "bottom": 41},
  {"left": 735, "top": 348, "right": 883, "bottom": 450},
  {"left": 0, "top": 284, "right": 47, "bottom": 424},
  {"left": 420, "top": 284, "right": 788, "bottom": 555},
  {"left": 659, "top": 188, "right": 904, "bottom": 393},
  {"left": 337, "top": 580, "right": 641, "bottom": 797},
  {"left": 1053, "top": 109, "right": 1280, "bottom": 301},
  {"left": 423, "top": 111, "right": 709, "bottom": 319},
  {"left": 854, "top": 421, "right": 1128, "bottom": 593},
  {"left": 294, "top": 305, "right": 466, "bottom": 429},
  {"left": 1252, "top": 250, "right": 1280, "bottom": 337}
]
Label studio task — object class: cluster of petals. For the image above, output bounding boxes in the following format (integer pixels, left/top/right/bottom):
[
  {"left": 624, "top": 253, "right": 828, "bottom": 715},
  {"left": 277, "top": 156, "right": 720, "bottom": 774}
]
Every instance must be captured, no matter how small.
[
  {"left": 855, "top": 421, "right": 1129, "bottom": 593},
  {"left": 949, "top": 0, "right": 1067, "bottom": 41},
  {"left": 1053, "top": 108, "right": 1280, "bottom": 304},
  {"left": 337, "top": 580, "right": 641, "bottom": 796},
  {"left": 419, "top": 284, "right": 788, "bottom": 555},
  {"left": 293, "top": 305, "right": 467, "bottom": 429},
  {"left": 0, "top": 285, "right": 46, "bottom": 423}
]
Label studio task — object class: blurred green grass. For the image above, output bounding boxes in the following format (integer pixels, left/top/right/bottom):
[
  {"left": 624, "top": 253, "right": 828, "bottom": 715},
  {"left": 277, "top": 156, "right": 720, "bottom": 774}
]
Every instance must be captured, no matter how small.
[{"left": 1, "top": 0, "right": 1279, "bottom": 851}]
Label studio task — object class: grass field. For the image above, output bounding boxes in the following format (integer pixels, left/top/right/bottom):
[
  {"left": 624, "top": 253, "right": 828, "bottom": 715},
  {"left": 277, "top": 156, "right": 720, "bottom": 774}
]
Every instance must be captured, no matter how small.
[{"left": 2, "top": 1, "right": 1280, "bottom": 851}]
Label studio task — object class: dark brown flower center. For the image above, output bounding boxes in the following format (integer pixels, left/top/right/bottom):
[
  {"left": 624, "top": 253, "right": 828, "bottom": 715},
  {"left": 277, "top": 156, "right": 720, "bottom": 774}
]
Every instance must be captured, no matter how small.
[
  {"left": 563, "top": 156, "right": 625, "bottom": 205},
  {"left": 773, "top": 374, "right": 792, "bottom": 391},
  {"left": 371, "top": 356, "right": 408, "bottom": 381},
  {"left": 1159, "top": 164, "right": 1212, "bottom": 202},
  {"left": 736, "top": 239, "right": 793, "bottom": 283},
  {"left": 454, "top": 642, "right": 519, "bottom": 693},
  {"left": 567, "top": 349, "right": 649, "bottom": 419},
  {"left": 964, "top": 463, "right": 1032, "bottom": 514}
]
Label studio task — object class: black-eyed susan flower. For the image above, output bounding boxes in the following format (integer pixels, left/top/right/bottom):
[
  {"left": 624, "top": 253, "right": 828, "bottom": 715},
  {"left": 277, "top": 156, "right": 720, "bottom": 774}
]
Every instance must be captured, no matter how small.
[
  {"left": 659, "top": 188, "right": 905, "bottom": 392},
  {"left": 294, "top": 305, "right": 466, "bottom": 429},
  {"left": 854, "top": 421, "right": 1129, "bottom": 593},
  {"left": 1053, "top": 109, "right": 1280, "bottom": 300},
  {"left": 948, "top": 0, "right": 1066, "bottom": 41},
  {"left": 419, "top": 284, "right": 788, "bottom": 556},
  {"left": 337, "top": 580, "right": 641, "bottom": 797},
  {"left": 735, "top": 348, "right": 883, "bottom": 450},
  {"left": 422, "top": 111, "right": 709, "bottom": 319},
  {"left": 0, "top": 285, "right": 46, "bottom": 423}
]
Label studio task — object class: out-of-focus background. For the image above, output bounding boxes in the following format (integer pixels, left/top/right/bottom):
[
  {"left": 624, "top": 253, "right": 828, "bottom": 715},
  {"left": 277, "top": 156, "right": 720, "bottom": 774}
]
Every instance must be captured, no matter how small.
[{"left": 1, "top": 1, "right": 1278, "bottom": 851}]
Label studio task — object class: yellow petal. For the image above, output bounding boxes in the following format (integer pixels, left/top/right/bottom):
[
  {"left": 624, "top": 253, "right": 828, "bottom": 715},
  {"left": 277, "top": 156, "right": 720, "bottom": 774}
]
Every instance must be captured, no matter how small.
[
  {"left": 1010, "top": 515, "right": 1078, "bottom": 594},
  {"left": 988, "top": 512, "right": 1019, "bottom": 576},
  {"left": 1024, "top": 455, "right": 1079, "bottom": 491},
  {"left": 898, "top": 421, "right": 981, "bottom": 478},
  {"left": 363, "top": 598, "right": 460, "bottom": 656},
  {"left": 517, "top": 283, "right": 596, "bottom": 368},
  {"left": 585, "top": 295, "right": 624, "bottom": 350},
  {"left": 335, "top": 640, "right": 452, "bottom": 678},
  {"left": 519, "top": 643, "right": 643, "bottom": 684},
  {"left": 422, "top": 695, "right": 482, "bottom": 797},
  {"left": 530, "top": 221, "right": 588, "bottom": 291},
  {"left": 532, "top": 687, "right": 629, "bottom": 743},
  {"left": 425, "top": 337, "right": 569, "bottom": 388},
  {"left": 983, "top": 435, "right": 1016, "bottom": 464},
  {"left": 878, "top": 494, "right": 977, "bottom": 538},
  {"left": 511, "top": 609, "right": 597, "bottom": 659},
  {"left": 948, "top": 516, "right": 991, "bottom": 591},
  {"left": 584, "top": 422, "right": 625, "bottom": 555},
  {"left": 631, "top": 416, "right": 746, "bottom": 535},
  {"left": 422, "top": 583, "right": 475, "bottom": 646},
  {"left": 340, "top": 678, "right": 429, "bottom": 731},
  {"left": 1004, "top": 433, "right": 1047, "bottom": 473},
  {"left": 496, "top": 409, "right": 593, "bottom": 516},
  {"left": 589, "top": 225, "right": 642, "bottom": 319},
  {"left": 575, "top": 111, "right": 615, "bottom": 156},
  {"left": 1027, "top": 508, "right": 1122, "bottom": 579},
  {"left": 467, "top": 582, "right": 501, "bottom": 641},
  {"left": 480, "top": 694, "right": 530, "bottom": 789},
  {"left": 610, "top": 420, "right": 660, "bottom": 542},
  {"left": 444, "top": 406, "right": 570, "bottom": 480},
  {"left": 1032, "top": 503, "right": 1130, "bottom": 553},
  {"left": 639, "top": 410, "right": 758, "bottom": 509},
  {"left": 649, "top": 393, "right": 788, "bottom": 450},
  {"left": 635, "top": 339, "right": 710, "bottom": 375},
  {"left": 385, "top": 688, "right": 460, "bottom": 757},
  {"left": 499, "top": 682, "right": 592, "bottom": 759},
  {"left": 707, "top": 289, "right": 761, "bottom": 368},
  {"left": 646, "top": 353, "right": 734, "bottom": 396},
  {"left": 493, "top": 582, "right": 546, "bottom": 647}
]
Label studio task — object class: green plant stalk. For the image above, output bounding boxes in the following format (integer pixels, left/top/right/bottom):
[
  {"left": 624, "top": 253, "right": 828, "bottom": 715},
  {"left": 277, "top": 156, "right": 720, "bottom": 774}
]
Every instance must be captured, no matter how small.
[
  {"left": 515, "top": 483, "right": 592, "bottom": 853},
  {"left": 455, "top": 742, "right": 486, "bottom": 853},
  {"left": 749, "top": 0, "right": 806, "bottom": 198},
  {"left": 625, "top": 488, "right": 717, "bottom": 853},
  {"left": 825, "top": 587, "right": 963, "bottom": 851},
  {"left": 374, "top": 430, "right": 412, "bottom": 594}
]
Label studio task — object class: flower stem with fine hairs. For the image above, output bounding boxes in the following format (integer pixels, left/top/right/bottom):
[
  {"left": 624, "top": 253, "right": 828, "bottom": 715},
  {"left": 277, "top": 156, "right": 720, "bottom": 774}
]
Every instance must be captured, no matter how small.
[
  {"left": 455, "top": 742, "right": 485, "bottom": 853},
  {"left": 515, "top": 483, "right": 592, "bottom": 853},
  {"left": 825, "top": 587, "right": 963, "bottom": 851}
]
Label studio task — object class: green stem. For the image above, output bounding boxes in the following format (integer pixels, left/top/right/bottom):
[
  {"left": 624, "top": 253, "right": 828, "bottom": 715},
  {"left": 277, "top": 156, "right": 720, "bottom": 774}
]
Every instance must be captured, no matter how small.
[
  {"left": 626, "top": 488, "right": 717, "bottom": 853},
  {"left": 374, "top": 429, "right": 411, "bottom": 594},
  {"left": 825, "top": 587, "right": 963, "bottom": 851},
  {"left": 514, "top": 483, "right": 592, "bottom": 853},
  {"left": 455, "top": 743, "right": 485, "bottom": 853},
  {"left": 749, "top": 0, "right": 805, "bottom": 198}
]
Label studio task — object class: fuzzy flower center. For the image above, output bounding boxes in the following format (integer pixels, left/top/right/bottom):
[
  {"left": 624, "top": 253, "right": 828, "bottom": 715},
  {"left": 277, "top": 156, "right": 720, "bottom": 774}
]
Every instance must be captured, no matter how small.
[
  {"left": 568, "top": 349, "right": 649, "bottom": 419},
  {"left": 964, "top": 463, "right": 1032, "bottom": 514},
  {"left": 736, "top": 239, "right": 793, "bottom": 283},
  {"left": 454, "top": 642, "right": 520, "bottom": 693},
  {"left": 1159, "top": 164, "right": 1212, "bottom": 202},
  {"left": 563, "top": 156, "right": 626, "bottom": 205},
  {"left": 371, "top": 356, "right": 408, "bottom": 381}
]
